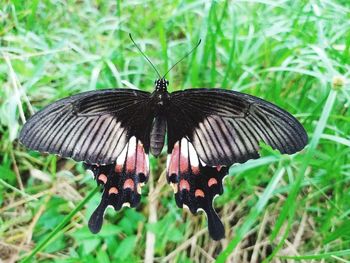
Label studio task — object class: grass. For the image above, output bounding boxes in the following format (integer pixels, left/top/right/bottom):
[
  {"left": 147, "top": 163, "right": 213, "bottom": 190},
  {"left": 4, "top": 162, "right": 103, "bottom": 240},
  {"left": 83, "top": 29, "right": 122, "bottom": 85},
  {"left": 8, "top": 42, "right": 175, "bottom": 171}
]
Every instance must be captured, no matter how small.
[{"left": 1, "top": 0, "right": 350, "bottom": 262}]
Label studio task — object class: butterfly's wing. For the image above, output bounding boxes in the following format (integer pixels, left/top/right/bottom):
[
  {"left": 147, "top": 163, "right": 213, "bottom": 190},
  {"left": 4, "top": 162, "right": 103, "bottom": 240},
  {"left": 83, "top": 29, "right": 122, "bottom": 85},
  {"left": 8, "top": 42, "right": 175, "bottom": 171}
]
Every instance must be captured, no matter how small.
[
  {"left": 84, "top": 136, "right": 149, "bottom": 233},
  {"left": 167, "top": 137, "right": 228, "bottom": 240},
  {"left": 166, "top": 88, "right": 307, "bottom": 240},
  {"left": 20, "top": 89, "right": 154, "bottom": 233},
  {"left": 19, "top": 89, "right": 153, "bottom": 165},
  {"left": 168, "top": 88, "right": 307, "bottom": 166}
]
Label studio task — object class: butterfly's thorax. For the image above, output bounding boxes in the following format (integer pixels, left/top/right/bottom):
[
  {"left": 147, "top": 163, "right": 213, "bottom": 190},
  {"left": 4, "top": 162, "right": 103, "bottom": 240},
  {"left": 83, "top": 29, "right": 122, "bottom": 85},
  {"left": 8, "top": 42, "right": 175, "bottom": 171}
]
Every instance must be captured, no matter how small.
[{"left": 150, "top": 79, "right": 170, "bottom": 156}]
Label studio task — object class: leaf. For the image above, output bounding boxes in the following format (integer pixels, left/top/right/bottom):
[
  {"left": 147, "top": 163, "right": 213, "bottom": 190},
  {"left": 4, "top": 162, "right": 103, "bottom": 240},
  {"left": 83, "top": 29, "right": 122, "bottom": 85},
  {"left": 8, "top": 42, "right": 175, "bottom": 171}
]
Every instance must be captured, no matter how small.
[
  {"left": 113, "top": 236, "right": 137, "bottom": 260},
  {"left": 97, "top": 249, "right": 111, "bottom": 263},
  {"left": 82, "top": 238, "right": 101, "bottom": 255}
]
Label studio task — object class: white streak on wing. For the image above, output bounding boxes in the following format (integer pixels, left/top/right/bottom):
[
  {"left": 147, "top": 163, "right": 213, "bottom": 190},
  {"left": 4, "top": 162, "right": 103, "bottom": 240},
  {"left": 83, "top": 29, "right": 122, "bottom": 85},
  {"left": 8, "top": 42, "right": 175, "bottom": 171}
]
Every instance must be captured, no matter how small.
[
  {"left": 100, "top": 120, "right": 121, "bottom": 157},
  {"left": 116, "top": 141, "right": 128, "bottom": 165},
  {"left": 170, "top": 182, "right": 178, "bottom": 193},
  {"left": 199, "top": 158, "right": 206, "bottom": 167},
  {"left": 105, "top": 122, "right": 122, "bottom": 157},
  {"left": 180, "top": 138, "right": 188, "bottom": 159},
  {"left": 106, "top": 203, "right": 114, "bottom": 215},
  {"left": 122, "top": 202, "right": 131, "bottom": 207},
  {"left": 127, "top": 136, "right": 137, "bottom": 157},
  {"left": 137, "top": 183, "right": 142, "bottom": 194},
  {"left": 188, "top": 142, "right": 199, "bottom": 167},
  {"left": 166, "top": 154, "right": 171, "bottom": 168},
  {"left": 87, "top": 117, "right": 110, "bottom": 156},
  {"left": 183, "top": 204, "right": 190, "bottom": 211},
  {"left": 196, "top": 207, "right": 206, "bottom": 214},
  {"left": 145, "top": 154, "right": 149, "bottom": 172}
]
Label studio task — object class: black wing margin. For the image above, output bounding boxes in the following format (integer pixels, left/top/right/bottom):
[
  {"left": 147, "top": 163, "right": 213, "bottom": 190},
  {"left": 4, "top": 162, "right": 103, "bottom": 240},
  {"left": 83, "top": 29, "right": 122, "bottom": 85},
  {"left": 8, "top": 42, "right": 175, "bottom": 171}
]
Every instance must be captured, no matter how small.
[
  {"left": 168, "top": 88, "right": 307, "bottom": 166},
  {"left": 19, "top": 89, "right": 153, "bottom": 165}
]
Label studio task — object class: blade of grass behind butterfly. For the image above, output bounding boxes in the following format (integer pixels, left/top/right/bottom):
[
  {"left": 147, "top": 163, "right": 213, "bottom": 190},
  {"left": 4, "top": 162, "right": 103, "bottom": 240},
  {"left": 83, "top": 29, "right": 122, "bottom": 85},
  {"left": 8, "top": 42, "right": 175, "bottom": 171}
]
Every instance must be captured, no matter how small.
[
  {"left": 209, "top": 0, "right": 228, "bottom": 88},
  {"left": 208, "top": 2, "right": 217, "bottom": 88},
  {"left": 157, "top": 22, "right": 168, "bottom": 77},
  {"left": 189, "top": 0, "right": 210, "bottom": 87},
  {"left": 216, "top": 166, "right": 286, "bottom": 263},
  {"left": 221, "top": 6, "right": 237, "bottom": 89},
  {"left": 20, "top": 185, "right": 100, "bottom": 263},
  {"left": 116, "top": 0, "right": 124, "bottom": 67},
  {"left": 263, "top": 88, "right": 338, "bottom": 262}
]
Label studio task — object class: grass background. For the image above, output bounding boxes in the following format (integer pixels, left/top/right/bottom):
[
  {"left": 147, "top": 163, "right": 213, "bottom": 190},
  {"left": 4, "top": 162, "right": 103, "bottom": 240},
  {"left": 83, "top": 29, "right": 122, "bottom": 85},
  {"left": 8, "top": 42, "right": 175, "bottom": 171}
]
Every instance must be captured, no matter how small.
[{"left": 1, "top": 0, "right": 350, "bottom": 262}]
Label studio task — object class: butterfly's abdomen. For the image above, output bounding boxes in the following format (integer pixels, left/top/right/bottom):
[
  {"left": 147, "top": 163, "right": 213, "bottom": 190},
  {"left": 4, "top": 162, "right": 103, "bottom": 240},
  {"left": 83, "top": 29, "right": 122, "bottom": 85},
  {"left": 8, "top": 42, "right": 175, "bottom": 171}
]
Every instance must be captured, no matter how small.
[{"left": 150, "top": 116, "right": 166, "bottom": 157}]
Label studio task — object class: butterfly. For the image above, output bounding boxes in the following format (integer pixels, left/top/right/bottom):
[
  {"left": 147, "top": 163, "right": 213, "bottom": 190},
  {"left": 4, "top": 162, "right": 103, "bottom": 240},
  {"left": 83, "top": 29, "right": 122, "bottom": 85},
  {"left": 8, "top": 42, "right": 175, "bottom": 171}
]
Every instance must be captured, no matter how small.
[{"left": 19, "top": 36, "right": 307, "bottom": 241}]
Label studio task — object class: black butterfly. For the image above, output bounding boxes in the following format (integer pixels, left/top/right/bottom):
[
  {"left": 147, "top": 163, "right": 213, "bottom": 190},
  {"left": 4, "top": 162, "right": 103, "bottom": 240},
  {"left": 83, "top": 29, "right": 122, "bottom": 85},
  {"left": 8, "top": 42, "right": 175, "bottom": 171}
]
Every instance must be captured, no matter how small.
[{"left": 19, "top": 36, "right": 307, "bottom": 241}]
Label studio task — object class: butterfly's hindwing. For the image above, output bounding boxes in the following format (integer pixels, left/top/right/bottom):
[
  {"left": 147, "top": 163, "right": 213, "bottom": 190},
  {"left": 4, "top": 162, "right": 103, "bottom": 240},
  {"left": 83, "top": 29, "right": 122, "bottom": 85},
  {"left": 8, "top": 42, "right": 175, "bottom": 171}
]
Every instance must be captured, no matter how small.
[
  {"left": 84, "top": 136, "right": 149, "bottom": 233},
  {"left": 167, "top": 138, "right": 228, "bottom": 240},
  {"left": 19, "top": 89, "right": 153, "bottom": 164}
]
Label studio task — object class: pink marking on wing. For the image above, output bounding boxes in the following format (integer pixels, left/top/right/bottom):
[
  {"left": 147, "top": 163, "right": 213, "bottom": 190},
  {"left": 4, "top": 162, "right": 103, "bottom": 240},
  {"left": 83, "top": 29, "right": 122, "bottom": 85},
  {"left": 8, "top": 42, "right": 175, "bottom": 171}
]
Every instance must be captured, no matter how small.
[
  {"left": 115, "top": 164, "right": 123, "bottom": 173},
  {"left": 179, "top": 140, "right": 189, "bottom": 173},
  {"left": 168, "top": 142, "right": 180, "bottom": 175},
  {"left": 109, "top": 187, "right": 118, "bottom": 195},
  {"left": 195, "top": 189, "right": 205, "bottom": 198},
  {"left": 126, "top": 153, "right": 136, "bottom": 173},
  {"left": 180, "top": 156, "right": 189, "bottom": 173},
  {"left": 98, "top": 174, "right": 107, "bottom": 184},
  {"left": 208, "top": 178, "right": 218, "bottom": 187},
  {"left": 179, "top": 179, "right": 190, "bottom": 191},
  {"left": 191, "top": 166, "right": 200, "bottom": 175},
  {"left": 136, "top": 143, "right": 147, "bottom": 175},
  {"left": 180, "top": 150, "right": 190, "bottom": 173},
  {"left": 123, "top": 179, "right": 134, "bottom": 190}
]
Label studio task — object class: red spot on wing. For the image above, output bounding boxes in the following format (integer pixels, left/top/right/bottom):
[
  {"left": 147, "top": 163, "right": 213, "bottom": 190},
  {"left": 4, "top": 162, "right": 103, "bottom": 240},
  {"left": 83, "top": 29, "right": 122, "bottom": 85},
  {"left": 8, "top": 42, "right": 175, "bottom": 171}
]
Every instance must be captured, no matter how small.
[
  {"left": 191, "top": 166, "right": 200, "bottom": 175},
  {"left": 179, "top": 179, "right": 190, "bottom": 191},
  {"left": 109, "top": 187, "right": 118, "bottom": 195},
  {"left": 115, "top": 164, "right": 123, "bottom": 173},
  {"left": 216, "top": 165, "right": 223, "bottom": 172},
  {"left": 208, "top": 178, "right": 218, "bottom": 187},
  {"left": 98, "top": 174, "right": 107, "bottom": 184},
  {"left": 195, "top": 189, "right": 205, "bottom": 198},
  {"left": 123, "top": 179, "right": 134, "bottom": 190}
]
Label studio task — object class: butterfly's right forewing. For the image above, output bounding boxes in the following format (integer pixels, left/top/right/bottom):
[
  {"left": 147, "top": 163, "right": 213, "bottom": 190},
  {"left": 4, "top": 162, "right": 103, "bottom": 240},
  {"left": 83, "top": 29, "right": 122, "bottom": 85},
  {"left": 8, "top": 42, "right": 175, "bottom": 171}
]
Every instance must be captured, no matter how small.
[{"left": 168, "top": 89, "right": 307, "bottom": 166}]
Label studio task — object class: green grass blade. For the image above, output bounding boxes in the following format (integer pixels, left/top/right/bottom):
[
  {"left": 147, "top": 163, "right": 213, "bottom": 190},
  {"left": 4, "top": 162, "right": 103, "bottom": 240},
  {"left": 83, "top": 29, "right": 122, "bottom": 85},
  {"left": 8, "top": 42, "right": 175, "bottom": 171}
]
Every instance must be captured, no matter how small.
[
  {"left": 266, "top": 88, "right": 338, "bottom": 261},
  {"left": 216, "top": 167, "right": 285, "bottom": 262},
  {"left": 20, "top": 185, "right": 100, "bottom": 263}
]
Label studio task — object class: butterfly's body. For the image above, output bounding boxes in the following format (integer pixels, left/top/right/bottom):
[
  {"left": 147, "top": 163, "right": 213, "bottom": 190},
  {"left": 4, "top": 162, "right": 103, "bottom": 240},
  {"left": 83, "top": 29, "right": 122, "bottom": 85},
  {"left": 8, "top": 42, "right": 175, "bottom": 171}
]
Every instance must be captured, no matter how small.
[
  {"left": 149, "top": 78, "right": 170, "bottom": 156},
  {"left": 150, "top": 115, "right": 167, "bottom": 156}
]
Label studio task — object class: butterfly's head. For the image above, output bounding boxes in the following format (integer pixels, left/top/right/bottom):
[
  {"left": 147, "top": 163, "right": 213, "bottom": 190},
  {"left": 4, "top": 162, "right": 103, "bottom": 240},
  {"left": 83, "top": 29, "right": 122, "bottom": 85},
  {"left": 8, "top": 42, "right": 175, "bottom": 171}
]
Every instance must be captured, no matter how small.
[{"left": 155, "top": 78, "right": 169, "bottom": 92}]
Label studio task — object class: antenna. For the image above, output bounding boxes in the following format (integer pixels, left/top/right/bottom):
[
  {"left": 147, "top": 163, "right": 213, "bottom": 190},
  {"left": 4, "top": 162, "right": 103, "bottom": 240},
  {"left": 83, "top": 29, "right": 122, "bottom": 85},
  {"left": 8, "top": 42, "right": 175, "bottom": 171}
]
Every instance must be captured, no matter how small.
[
  {"left": 163, "top": 39, "right": 201, "bottom": 78},
  {"left": 129, "top": 33, "right": 161, "bottom": 79}
]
